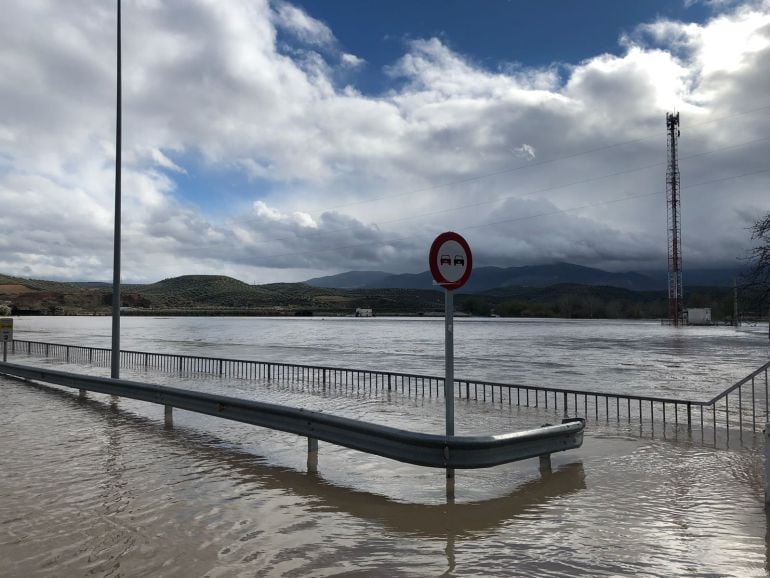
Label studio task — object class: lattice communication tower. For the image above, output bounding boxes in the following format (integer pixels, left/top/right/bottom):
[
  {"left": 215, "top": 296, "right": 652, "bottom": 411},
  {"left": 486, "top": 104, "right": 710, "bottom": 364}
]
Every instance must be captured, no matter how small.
[{"left": 666, "top": 112, "right": 684, "bottom": 326}]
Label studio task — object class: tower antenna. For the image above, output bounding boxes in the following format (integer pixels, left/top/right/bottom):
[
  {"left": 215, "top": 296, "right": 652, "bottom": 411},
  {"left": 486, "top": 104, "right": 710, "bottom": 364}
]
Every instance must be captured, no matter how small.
[{"left": 666, "top": 112, "right": 683, "bottom": 327}]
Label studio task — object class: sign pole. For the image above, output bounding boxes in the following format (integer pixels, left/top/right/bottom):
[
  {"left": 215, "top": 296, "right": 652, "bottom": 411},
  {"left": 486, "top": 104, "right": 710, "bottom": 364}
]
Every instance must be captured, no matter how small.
[
  {"left": 428, "top": 231, "right": 472, "bottom": 491},
  {"left": 2, "top": 341, "right": 6, "bottom": 363},
  {"left": 444, "top": 287, "right": 455, "bottom": 481}
]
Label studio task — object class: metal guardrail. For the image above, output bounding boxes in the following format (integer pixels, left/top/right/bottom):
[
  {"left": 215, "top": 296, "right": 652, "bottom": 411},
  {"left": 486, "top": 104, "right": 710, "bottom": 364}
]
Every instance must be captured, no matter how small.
[
  {"left": 7, "top": 339, "right": 770, "bottom": 440},
  {"left": 0, "top": 361, "right": 585, "bottom": 469}
]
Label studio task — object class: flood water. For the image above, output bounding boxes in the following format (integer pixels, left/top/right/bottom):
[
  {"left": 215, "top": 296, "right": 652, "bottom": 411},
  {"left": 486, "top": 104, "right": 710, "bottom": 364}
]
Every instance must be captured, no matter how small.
[{"left": 1, "top": 317, "right": 770, "bottom": 576}]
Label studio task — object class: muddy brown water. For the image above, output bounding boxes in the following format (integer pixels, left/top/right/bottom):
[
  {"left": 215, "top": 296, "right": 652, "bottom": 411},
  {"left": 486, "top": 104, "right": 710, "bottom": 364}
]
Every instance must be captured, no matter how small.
[{"left": 1, "top": 317, "right": 769, "bottom": 576}]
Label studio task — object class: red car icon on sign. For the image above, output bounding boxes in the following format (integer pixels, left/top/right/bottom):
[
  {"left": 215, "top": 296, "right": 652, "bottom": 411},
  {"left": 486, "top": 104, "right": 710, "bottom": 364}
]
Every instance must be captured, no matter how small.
[
  {"left": 454, "top": 255, "right": 464, "bottom": 266},
  {"left": 440, "top": 254, "right": 451, "bottom": 265}
]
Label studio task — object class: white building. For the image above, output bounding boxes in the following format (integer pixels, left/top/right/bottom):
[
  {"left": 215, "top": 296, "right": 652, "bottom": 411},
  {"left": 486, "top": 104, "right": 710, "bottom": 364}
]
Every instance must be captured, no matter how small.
[{"left": 687, "top": 308, "right": 712, "bottom": 325}]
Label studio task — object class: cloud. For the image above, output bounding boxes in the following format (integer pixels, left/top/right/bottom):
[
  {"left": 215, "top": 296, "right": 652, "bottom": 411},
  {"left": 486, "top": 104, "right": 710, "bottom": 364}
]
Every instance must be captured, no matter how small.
[
  {"left": 272, "top": 1, "right": 336, "bottom": 48},
  {"left": 511, "top": 144, "right": 536, "bottom": 161},
  {"left": 0, "top": 0, "right": 769, "bottom": 283},
  {"left": 341, "top": 52, "right": 365, "bottom": 69}
]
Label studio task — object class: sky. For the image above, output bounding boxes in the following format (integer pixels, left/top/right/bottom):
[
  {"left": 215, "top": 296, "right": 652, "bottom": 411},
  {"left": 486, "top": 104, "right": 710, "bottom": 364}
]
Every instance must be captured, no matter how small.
[{"left": 1, "top": 0, "right": 769, "bottom": 283}]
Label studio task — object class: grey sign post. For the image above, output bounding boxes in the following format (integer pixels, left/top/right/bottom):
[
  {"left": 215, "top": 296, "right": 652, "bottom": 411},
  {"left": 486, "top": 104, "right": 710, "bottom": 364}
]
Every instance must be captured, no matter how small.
[
  {"left": 429, "top": 232, "right": 473, "bottom": 484},
  {"left": 1, "top": 318, "right": 13, "bottom": 363}
]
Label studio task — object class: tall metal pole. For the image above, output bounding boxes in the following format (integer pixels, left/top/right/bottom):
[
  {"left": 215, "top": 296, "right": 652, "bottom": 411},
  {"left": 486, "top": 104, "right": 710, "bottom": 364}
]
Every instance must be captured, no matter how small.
[
  {"left": 666, "top": 112, "right": 683, "bottom": 327},
  {"left": 111, "top": 0, "right": 122, "bottom": 379},
  {"left": 444, "top": 288, "right": 454, "bottom": 481}
]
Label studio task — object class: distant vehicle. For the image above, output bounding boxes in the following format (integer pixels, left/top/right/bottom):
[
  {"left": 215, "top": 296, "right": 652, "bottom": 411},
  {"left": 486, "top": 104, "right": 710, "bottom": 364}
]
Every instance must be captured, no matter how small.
[
  {"left": 440, "top": 254, "right": 451, "bottom": 265},
  {"left": 454, "top": 255, "right": 464, "bottom": 266}
]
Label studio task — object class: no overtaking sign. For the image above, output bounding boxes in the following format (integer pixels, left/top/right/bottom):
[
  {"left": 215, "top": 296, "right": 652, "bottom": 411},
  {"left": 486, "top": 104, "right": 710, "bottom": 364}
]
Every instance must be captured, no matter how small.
[{"left": 429, "top": 231, "right": 473, "bottom": 291}]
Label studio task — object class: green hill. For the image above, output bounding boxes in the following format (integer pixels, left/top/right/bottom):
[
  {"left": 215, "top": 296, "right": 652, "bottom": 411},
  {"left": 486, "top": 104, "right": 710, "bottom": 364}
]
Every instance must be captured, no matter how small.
[
  {"left": 126, "top": 275, "right": 275, "bottom": 308},
  {"left": 0, "top": 273, "right": 87, "bottom": 293}
]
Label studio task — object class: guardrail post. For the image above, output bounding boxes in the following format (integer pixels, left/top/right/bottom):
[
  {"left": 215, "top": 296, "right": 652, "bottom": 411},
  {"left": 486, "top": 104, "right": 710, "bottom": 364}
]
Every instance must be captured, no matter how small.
[
  {"left": 78, "top": 389, "right": 86, "bottom": 399},
  {"left": 387, "top": 374, "right": 391, "bottom": 392},
  {"left": 539, "top": 453, "right": 552, "bottom": 475},
  {"left": 307, "top": 437, "right": 318, "bottom": 473},
  {"left": 164, "top": 405, "right": 173, "bottom": 426},
  {"left": 322, "top": 369, "right": 326, "bottom": 391},
  {"left": 563, "top": 392, "right": 567, "bottom": 416},
  {"left": 687, "top": 402, "right": 692, "bottom": 430},
  {"left": 267, "top": 364, "right": 271, "bottom": 381}
]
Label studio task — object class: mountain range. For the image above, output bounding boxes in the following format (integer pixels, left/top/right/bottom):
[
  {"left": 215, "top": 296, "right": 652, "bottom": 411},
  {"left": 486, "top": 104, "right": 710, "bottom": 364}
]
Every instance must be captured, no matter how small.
[{"left": 305, "top": 262, "right": 747, "bottom": 293}]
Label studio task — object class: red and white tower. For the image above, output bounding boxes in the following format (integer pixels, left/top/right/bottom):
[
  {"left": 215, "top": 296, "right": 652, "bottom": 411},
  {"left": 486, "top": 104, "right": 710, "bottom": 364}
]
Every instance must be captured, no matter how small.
[{"left": 666, "top": 112, "right": 684, "bottom": 326}]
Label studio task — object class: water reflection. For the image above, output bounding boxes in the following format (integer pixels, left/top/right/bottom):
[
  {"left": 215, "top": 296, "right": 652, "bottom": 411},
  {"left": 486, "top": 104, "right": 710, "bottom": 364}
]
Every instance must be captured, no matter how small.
[
  {"left": 5, "top": 376, "right": 768, "bottom": 576},
  {"left": 766, "top": 510, "right": 770, "bottom": 577},
  {"left": 39, "top": 380, "right": 586, "bottom": 537}
]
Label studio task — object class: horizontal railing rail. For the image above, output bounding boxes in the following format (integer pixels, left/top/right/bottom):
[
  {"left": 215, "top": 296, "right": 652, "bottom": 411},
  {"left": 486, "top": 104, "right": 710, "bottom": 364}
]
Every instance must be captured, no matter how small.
[
  {"left": 707, "top": 360, "right": 770, "bottom": 405},
  {"left": 7, "top": 338, "right": 769, "bottom": 440},
  {"left": 0, "top": 361, "right": 585, "bottom": 469},
  {"left": 6, "top": 339, "right": 712, "bottom": 404}
]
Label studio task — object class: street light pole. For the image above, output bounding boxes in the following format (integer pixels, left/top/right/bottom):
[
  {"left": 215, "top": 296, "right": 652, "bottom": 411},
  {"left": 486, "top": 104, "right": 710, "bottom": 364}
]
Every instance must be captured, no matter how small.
[{"left": 111, "top": 0, "right": 122, "bottom": 379}]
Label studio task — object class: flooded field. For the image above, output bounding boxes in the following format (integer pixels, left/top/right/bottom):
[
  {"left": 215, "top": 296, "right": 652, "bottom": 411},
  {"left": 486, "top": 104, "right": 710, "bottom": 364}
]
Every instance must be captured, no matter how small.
[{"left": 1, "top": 317, "right": 769, "bottom": 576}]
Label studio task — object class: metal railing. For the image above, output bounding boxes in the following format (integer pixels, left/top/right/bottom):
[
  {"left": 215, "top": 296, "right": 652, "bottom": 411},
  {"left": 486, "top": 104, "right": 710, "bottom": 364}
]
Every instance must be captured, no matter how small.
[
  {"left": 0, "top": 361, "right": 585, "bottom": 470},
  {"left": 7, "top": 339, "right": 770, "bottom": 438}
]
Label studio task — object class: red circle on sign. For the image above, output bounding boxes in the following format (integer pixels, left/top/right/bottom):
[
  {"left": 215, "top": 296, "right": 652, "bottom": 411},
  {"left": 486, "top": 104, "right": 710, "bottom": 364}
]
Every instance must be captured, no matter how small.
[{"left": 429, "top": 231, "right": 473, "bottom": 291}]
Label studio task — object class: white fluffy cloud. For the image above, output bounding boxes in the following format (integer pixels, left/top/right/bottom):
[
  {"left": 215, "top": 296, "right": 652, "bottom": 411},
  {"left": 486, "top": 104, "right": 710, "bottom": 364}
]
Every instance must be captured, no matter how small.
[{"left": 1, "top": 0, "right": 769, "bottom": 282}]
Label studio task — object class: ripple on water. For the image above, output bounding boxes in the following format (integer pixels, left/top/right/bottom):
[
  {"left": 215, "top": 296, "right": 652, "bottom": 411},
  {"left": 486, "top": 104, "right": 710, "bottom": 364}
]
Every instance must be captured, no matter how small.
[{"left": 2, "top": 365, "right": 770, "bottom": 576}]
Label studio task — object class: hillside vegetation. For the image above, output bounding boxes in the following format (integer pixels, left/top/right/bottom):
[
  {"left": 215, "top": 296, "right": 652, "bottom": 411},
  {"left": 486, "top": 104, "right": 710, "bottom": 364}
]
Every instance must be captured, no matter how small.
[{"left": 0, "top": 272, "right": 755, "bottom": 321}]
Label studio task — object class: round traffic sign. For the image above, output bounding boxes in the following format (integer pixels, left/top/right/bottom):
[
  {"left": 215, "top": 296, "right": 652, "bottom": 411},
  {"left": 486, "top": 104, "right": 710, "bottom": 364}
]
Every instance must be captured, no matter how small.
[{"left": 429, "top": 231, "right": 472, "bottom": 291}]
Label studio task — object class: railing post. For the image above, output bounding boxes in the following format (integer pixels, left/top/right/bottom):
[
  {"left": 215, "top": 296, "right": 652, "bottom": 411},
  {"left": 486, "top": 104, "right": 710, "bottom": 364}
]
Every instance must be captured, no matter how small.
[
  {"left": 267, "top": 364, "right": 271, "bottom": 381},
  {"left": 563, "top": 392, "right": 567, "bottom": 416},
  {"left": 765, "top": 423, "right": 770, "bottom": 504},
  {"left": 687, "top": 402, "right": 692, "bottom": 429},
  {"left": 164, "top": 405, "right": 173, "bottom": 426},
  {"left": 307, "top": 437, "right": 318, "bottom": 474},
  {"left": 752, "top": 376, "right": 756, "bottom": 433},
  {"left": 539, "top": 453, "right": 552, "bottom": 475},
  {"left": 388, "top": 373, "right": 391, "bottom": 392}
]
